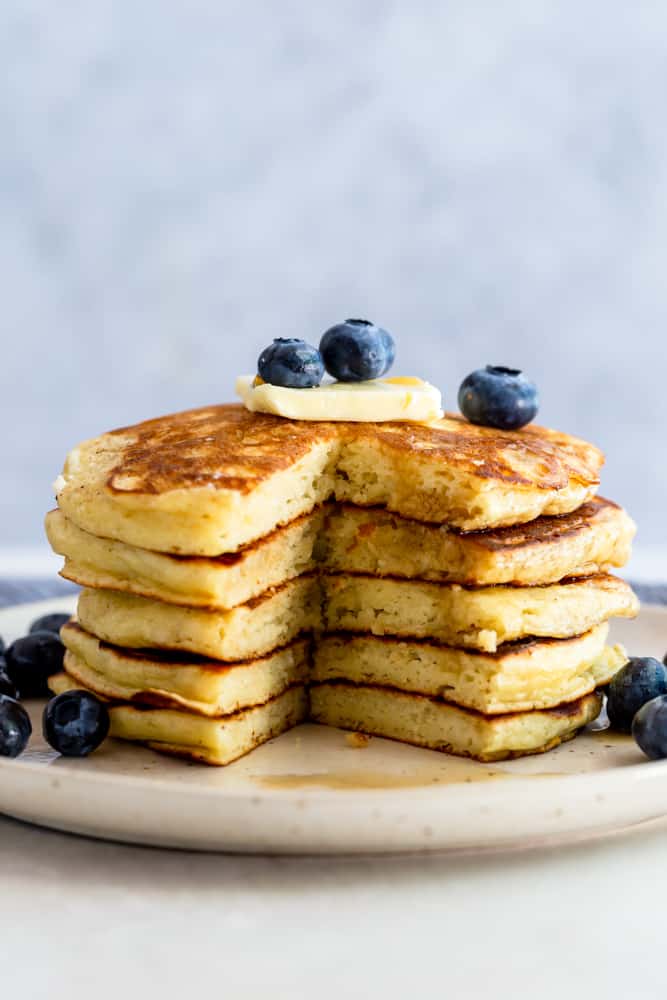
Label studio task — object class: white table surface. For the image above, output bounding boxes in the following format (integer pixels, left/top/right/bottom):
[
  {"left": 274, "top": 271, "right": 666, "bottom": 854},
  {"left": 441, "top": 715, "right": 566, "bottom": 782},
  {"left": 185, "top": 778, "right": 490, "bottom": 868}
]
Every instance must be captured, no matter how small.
[{"left": 2, "top": 811, "right": 667, "bottom": 999}]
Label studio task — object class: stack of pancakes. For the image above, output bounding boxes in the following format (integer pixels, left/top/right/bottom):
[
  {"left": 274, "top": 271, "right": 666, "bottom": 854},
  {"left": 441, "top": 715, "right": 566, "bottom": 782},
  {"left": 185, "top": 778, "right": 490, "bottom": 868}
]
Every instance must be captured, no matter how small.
[{"left": 46, "top": 405, "right": 638, "bottom": 764}]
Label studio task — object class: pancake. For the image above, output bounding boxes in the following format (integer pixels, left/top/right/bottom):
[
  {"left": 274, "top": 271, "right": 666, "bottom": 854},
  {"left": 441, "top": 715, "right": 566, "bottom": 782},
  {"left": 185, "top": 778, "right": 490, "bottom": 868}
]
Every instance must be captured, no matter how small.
[
  {"left": 312, "top": 627, "right": 626, "bottom": 714},
  {"left": 49, "top": 671, "right": 308, "bottom": 766},
  {"left": 63, "top": 617, "right": 624, "bottom": 717},
  {"left": 311, "top": 684, "right": 603, "bottom": 761},
  {"left": 323, "top": 496, "right": 635, "bottom": 586},
  {"left": 49, "top": 668, "right": 602, "bottom": 764},
  {"left": 61, "top": 623, "right": 310, "bottom": 716},
  {"left": 322, "top": 573, "right": 637, "bottom": 652},
  {"left": 76, "top": 576, "right": 321, "bottom": 661},
  {"left": 46, "top": 506, "right": 324, "bottom": 610},
  {"left": 75, "top": 572, "right": 637, "bottom": 658},
  {"left": 46, "top": 496, "right": 636, "bottom": 609},
  {"left": 54, "top": 404, "right": 603, "bottom": 555}
]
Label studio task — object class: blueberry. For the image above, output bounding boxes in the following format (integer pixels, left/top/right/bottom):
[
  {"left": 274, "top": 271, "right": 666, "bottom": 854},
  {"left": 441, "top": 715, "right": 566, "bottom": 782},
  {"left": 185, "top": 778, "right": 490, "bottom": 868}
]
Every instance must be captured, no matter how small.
[
  {"left": 632, "top": 696, "right": 667, "bottom": 759},
  {"left": 5, "top": 630, "right": 65, "bottom": 699},
  {"left": 458, "top": 366, "right": 539, "bottom": 431},
  {"left": 0, "top": 694, "right": 32, "bottom": 758},
  {"left": 257, "top": 339, "right": 324, "bottom": 388},
  {"left": 42, "top": 690, "right": 110, "bottom": 757},
  {"left": 29, "top": 612, "right": 71, "bottom": 637},
  {"left": 607, "top": 657, "right": 667, "bottom": 733},
  {"left": 0, "top": 669, "right": 18, "bottom": 700},
  {"left": 319, "top": 319, "right": 395, "bottom": 382}
]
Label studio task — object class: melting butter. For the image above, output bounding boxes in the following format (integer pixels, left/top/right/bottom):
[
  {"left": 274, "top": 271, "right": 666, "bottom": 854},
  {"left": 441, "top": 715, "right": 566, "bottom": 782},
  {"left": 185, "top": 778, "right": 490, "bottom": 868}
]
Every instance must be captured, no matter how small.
[{"left": 235, "top": 375, "right": 443, "bottom": 423}]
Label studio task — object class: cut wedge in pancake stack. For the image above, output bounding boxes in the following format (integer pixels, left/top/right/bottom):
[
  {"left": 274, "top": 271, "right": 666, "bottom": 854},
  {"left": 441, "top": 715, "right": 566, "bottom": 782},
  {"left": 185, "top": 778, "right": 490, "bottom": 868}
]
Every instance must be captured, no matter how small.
[{"left": 46, "top": 404, "right": 638, "bottom": 764}]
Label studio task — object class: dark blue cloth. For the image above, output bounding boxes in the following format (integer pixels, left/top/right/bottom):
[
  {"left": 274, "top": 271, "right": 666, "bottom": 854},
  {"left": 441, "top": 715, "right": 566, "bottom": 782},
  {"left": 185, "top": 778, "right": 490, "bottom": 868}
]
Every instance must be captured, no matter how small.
[{"left": 0, "top": 579, "right": 78, "bottom": 609}]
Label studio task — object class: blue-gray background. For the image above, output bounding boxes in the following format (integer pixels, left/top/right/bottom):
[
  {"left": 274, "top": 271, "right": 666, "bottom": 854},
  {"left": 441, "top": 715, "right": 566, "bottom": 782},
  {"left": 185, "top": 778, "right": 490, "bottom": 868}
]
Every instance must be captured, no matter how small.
[{"left": 1, "top": 2, "right": 665, "bottom": 549}]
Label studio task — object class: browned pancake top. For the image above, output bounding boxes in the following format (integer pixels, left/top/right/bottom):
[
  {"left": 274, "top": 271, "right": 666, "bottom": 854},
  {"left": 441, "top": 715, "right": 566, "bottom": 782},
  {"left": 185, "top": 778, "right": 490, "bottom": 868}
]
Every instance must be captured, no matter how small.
[
  {"left": 353, "top": 413, "right": 602, "bottom": 489},
  {"left": 107, "top": 405, "right": 338, "bottom": 496},
  {"left": 103, "top": 404, "right": 602, "bottom": 497}
]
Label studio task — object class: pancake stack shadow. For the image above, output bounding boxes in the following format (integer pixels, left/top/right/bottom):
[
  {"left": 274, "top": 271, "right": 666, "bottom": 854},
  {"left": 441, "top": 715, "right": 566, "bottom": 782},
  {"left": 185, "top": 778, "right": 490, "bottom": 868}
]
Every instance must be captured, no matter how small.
[{"left": 46, "top": 405, "right": 639, "bottom": 764}]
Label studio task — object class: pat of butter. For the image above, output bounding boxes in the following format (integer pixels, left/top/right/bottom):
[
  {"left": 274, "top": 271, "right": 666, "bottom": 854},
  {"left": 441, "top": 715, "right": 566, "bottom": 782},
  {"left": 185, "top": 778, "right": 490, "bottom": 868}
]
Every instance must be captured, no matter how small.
[{"left": 235, "top": 375, "right": 443, "bottom": 422}]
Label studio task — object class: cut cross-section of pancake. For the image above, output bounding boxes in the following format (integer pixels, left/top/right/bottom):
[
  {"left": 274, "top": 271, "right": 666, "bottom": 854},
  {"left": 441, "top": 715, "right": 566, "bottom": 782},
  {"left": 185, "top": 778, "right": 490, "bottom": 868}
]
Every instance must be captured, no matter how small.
[
  {"left": 61, "top": 622, "right": 310, "bottom": 716},
  {"left": 334, "top": 417, "right": 602, "bottom": 532},
  {"left": 322, "top": 497, "right": 635, "bottom": 586},
  {"left": 46, "top": 506, "right": 324, "bottom": 610},
  {"left": 45, "top": 398, "right": 640, "bottom": 769},
  {"left": 313, "top": 627, "right": 626, "bottom": 714},
  {"left": 54, "top": 404, "right": 604, "bottom": 554},
  {"left": 323, "top": 574, "right": 638, "bottom": 652},
  {"left": 63, "top": 619, "right": 625, "bottom": 718},
  {"left": 49, "top": 664, "right": 603, "bottom": 764},
  {"left": 46, "top": 496, "right": 636, "bottom": 609},
  {"left": 76, "top": 573, "right": 637, "bottom": 658},
  {"left": 49, "top": 671, "right": 308, "bottom": 766},
  {"left": 76, "top": 576, "right": 321, "bottom": 661},
  {"left": 310, "top": 684, "right": 602, "bottom": 762}
]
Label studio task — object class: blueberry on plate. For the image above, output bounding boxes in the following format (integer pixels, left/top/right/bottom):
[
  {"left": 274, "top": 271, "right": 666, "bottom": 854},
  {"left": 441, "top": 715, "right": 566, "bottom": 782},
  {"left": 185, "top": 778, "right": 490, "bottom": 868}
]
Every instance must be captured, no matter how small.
[
  {"left": 257, "top": 339, "right": 324, "bottom": 388},
  {"left": 0, "top": 694, "right": 32, "bottom": 758},
  {"left": 319, "top": 319, "right": 395, "bottom": 382},
  {"left": 458, "top": 366, "right": 538, "bottom": 431},
  {"left": 632, "top": 696, "right": 667, "bottom": 760},
  {"left": 607, "top": 657, "right": 667, "bottom": 733},
  {"left": 42, "top": 690, "right": 110, "bottom": 757},
  {"left": 29, "top": 612, "right": 71, "bottom": 637},
  {"left": 5, "top": 630, "right": 65, "bottom": 699},
  {"left": 0, "top": 669, "right": 18, "bottom": 700}
]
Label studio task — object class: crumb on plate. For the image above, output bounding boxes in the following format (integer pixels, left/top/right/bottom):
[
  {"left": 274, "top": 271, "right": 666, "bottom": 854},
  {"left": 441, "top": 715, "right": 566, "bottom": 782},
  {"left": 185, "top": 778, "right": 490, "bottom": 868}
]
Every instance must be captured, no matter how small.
[{"left": 346, "top": 732, "right": 371, "bottom": 749}]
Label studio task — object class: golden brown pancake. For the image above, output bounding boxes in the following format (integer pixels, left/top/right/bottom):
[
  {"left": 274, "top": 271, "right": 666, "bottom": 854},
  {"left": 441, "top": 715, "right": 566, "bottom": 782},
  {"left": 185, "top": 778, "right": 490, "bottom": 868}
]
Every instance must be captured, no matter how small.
[
  {"left": 46, "top": 495, "right": 636, "bottom": 608},
  {"left": 312, "top": 628, "right": 626, "bottom": 714},
  {"left": 49, "top": 670, "right": 308, "bottom": 766},
  {"left": 320, "top": 496, "right": 635, "bottom": 587},
  {"left": 49, "top": 668, "right": 602, "bottom": 764},
  {"left": 309, "top": 683, "right": 602, "bottom": 762},
  {"left": 54, "top": 404, "right": 604, "bottom": 554},
  {"left": 46, "top": 401, "right": 634, "bottom": 767},
  {"left": 74, "top": 573, "right": 637, "bottom": 658},
  {"left": 61, "top": 619, "right": 625, "bottom": 717},
  {"left": 61, "top": 622, "right": 311, "bottom": 717},
  {"left": 75, "top": 575, "right": 322, "bottom": 661},
  {"left": 321, "top": 573, "right": 637, "bottom": 652}
]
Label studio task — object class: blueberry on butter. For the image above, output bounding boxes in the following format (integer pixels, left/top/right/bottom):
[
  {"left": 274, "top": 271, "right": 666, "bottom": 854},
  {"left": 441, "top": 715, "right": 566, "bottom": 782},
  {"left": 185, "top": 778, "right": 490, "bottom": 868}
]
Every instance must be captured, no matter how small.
[
  {"left": 319, "top": 319, "right": 395, "bottom": 382},
  {"left": 257, "top": 339, "right": 324, "bottom": 388},
  {"left": 458, "top": 366, "right": 538, "bottom": 431}
]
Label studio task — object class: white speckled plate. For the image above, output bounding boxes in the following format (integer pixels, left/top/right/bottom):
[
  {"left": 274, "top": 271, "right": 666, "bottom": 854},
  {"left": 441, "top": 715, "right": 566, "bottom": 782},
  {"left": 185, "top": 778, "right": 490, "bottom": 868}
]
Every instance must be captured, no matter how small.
[{"left": 0, "top": 596, "right": 666, "bottom": 853}]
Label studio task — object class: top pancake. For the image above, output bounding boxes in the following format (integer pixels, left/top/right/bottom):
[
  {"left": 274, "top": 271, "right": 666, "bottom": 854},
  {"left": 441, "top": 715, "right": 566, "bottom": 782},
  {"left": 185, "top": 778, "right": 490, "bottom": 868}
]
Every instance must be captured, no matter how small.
[{"left": 55, "top": 404, "right": 604, "bottom": 555}]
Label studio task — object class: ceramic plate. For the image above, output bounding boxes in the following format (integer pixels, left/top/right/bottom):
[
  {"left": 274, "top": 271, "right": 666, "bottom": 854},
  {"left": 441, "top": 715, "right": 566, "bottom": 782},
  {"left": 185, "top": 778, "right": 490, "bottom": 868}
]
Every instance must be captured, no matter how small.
[{"left": 0, "top": 596, "right": 666, "bottom": 854}]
